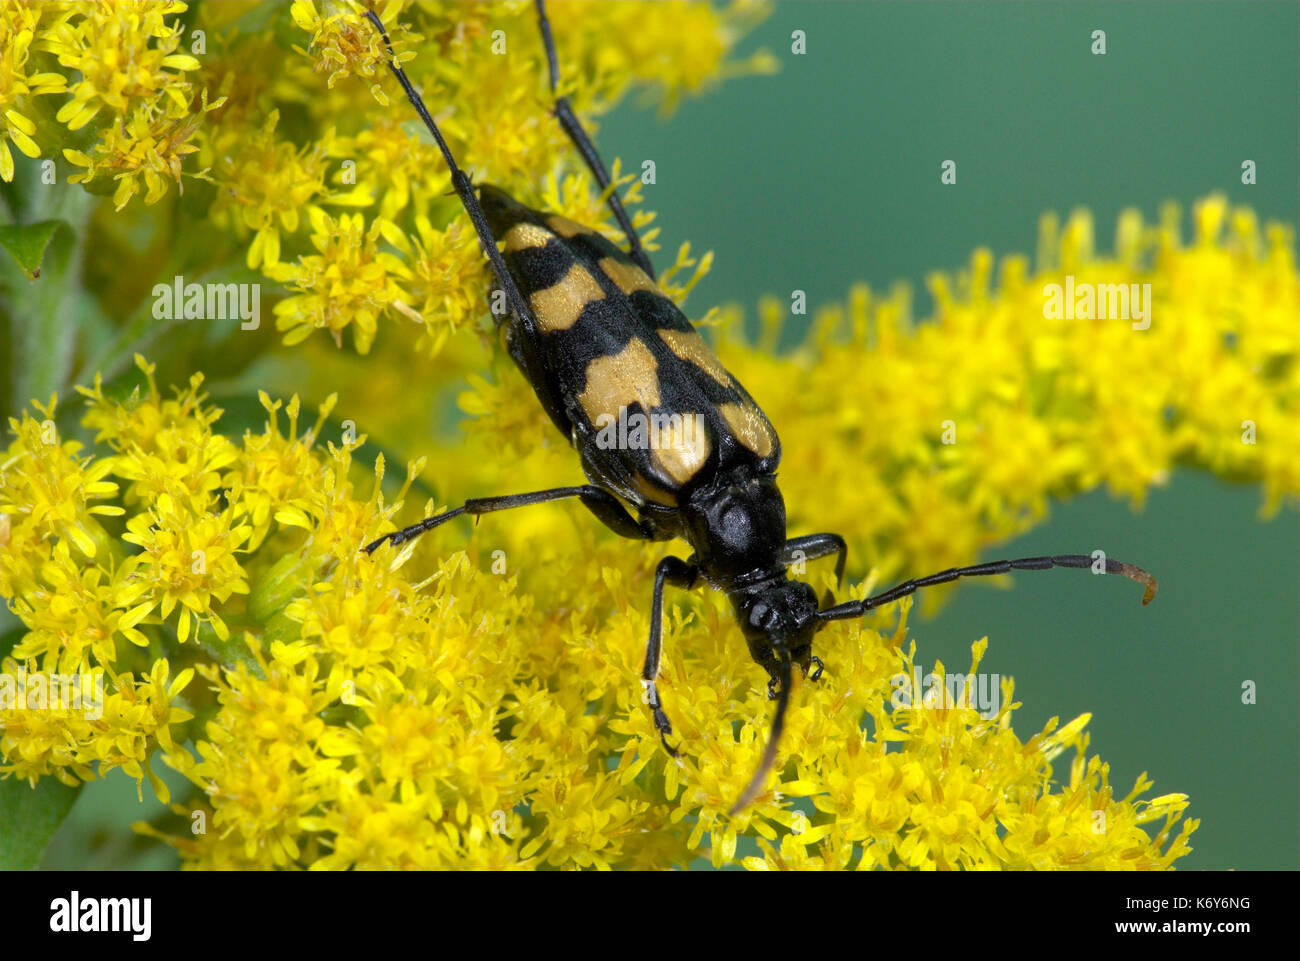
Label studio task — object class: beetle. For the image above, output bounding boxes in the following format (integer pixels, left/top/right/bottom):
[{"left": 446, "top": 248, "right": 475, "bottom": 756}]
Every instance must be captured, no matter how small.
[{"left": 361, "top": 3, "right": 1158, "bottom": 814}]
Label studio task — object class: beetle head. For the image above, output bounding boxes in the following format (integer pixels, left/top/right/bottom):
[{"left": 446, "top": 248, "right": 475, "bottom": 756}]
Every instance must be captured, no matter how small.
[{"left": 733, "top": 577, "right": 821, "bottom": 679}]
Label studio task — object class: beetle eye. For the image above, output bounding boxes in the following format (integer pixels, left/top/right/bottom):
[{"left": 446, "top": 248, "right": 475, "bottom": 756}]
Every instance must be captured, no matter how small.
[{"left": 748, "top": 601, "right": 773, "bottom": 632}]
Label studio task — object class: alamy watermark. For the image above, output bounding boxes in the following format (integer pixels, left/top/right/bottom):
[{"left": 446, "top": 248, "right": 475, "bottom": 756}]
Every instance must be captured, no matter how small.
[
  {"left": 594, "top": 406, "right": 705, "bottom": 452},
  {"left": 152, "top": 274, "right": 260, "bottom": 330},
  {"left": 1043, "top": 276, "right": 1151, "bottom": 330},
  {"left": 0, "top": 669, "right": 104, "bottom": 720},
  {"left": 891, "top": 667, "right": 1001, "bottom": 720},
  {"left": 50, "top": 891, "right": 150, "bottom": 941}
]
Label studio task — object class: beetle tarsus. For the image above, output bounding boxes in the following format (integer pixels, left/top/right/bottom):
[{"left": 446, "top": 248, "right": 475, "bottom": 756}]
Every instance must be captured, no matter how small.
[{"left": 808, "top": 655, "right": 824, "bottom": 682}]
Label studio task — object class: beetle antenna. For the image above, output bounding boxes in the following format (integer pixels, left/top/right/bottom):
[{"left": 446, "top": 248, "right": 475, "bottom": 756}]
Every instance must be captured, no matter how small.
[
  {"left": 364, "top": 10, "right": 535, "bottom": 331},
  {"left": 532, "top": 0, "right": 655, "bottom": 277},
  {"left": 816, "top": 553, "right": 1158, "bottom": 623},
  {"left": 730, "top": 644, "right": 793, "bottom": 815}
]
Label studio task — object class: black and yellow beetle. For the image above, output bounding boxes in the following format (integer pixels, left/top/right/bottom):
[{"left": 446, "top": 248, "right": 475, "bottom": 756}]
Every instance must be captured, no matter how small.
[{"left": 362, "top": 3, "right": 1158, "bottom": 813}]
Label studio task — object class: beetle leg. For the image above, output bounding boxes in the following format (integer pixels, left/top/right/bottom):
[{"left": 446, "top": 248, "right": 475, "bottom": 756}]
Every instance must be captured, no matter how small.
[
  {"left": 642, "top": 555, "right": 699, "bottom": 755},
  {"left": 782, "top": 532, "right": 848, "bottom": 588},
  {"left": 577, "top": 487, "right": 655, "bottom": 540},
  {"left": 807, "top": 655, "right": 824, "bottom": 682},
  {"left": 766, "top": 673, "right": 781, "bottom": 701},
  {"left": 364, "top": 484, "right": 636, "bottom": 553}
]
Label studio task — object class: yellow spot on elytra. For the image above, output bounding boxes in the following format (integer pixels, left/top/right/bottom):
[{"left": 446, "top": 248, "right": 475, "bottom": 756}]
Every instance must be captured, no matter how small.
[
  {"left": 579, "top": 338, "right": 660, "bottom": 427},
  {"left": 547, "top": 214, "right": 591, "bottom": 238},
  {"left": 502, "top": 222, "right": 554, "bottom": 252},
  {"left": 599, "top": 256, "right": 656, "bottom": 296},
  {"left": 658, "top": 328, "right": 732, "bottom": 388},
  {"left": 530, "top": 263, "right": 605, "bottom": 331},
  {"left": 718, "top": 402, "right": 776, "bottom": 458},
  {"left": 651, "top": 412, "right": 712, "bottom": 484}
]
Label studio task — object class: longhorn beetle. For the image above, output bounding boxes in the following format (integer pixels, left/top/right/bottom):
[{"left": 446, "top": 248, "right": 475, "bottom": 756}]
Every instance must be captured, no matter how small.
[{"left": 361, "top": 2, "right": 1158, "bottom": 814}]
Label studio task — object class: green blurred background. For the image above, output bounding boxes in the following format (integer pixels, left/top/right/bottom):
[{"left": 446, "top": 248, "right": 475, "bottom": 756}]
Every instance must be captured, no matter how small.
[{"left": 16, "top": 0, "right": 1300, "bottom": 869}]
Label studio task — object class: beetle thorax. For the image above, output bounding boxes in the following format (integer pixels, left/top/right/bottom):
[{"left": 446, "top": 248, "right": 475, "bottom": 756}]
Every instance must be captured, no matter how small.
[{"left": 684, "top": 472, "right": 787, "bottom": 585}]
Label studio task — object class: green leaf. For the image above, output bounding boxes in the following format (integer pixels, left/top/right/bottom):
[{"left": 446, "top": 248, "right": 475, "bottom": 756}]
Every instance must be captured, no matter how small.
[
  {"left": 1, "top": 190, "right": 94, "bottom": 426},
  {"left": 0, "top": 221, "right": 62, "bottom": 280},
  {"left": 0, "top": 776, "right": 81, "bottom": 869}
]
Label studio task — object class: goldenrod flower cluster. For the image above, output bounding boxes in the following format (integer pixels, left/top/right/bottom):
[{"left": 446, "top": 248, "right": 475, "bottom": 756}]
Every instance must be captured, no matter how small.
[
  {"left": 2, "top": 0, "right": 1295, "bottom": 870},
  {"left": 3, "top": 0, "right": 215, "bottom": 206},
  {"left": 0, "top": 1, "right": 68, "bottom": 183}
]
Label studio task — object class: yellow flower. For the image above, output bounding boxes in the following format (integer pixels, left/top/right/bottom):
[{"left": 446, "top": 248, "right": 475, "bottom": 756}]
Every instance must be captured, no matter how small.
[
  {"left": 120, "top": 504, "right": 251, "bottom": 644},
  {"left": 38, "top": 0, "right": 220, "bottom": 206},
  {"left": 43, "top": 0, "right": 198, "bottom": 130},
  {"left": 0, "top": 2, "right": 68, "bottom": 182},
  {"left": 543, "top": 0, "right": 777, "bottom": 113},
  {"left": 290, "top": 0, "right": 414, "bottom": 97},
  {"left": 266, "top": 209, "right": 414, "bottom": 352},
  {"left": 62, "top": 90, "right": 223, "bottom": 210},
  {"left": 1, "top": 655, "right": 193, "bottom": 800},
  {"left": 0, "top": 395, "right": 122, "bottom": 591},
  {"left": 165, "top": 642, "right": 338, "bottom": 868},
  {"left": 379, "top": 215, "right": 483, "bottom": 353},
  {"left": 327, "top": 113, "right": 446, "bottom": 222},
  {"left": 227, "top": 391, "right": 340, "bottom": 552},
  {"left": 79, "top": 359, "right": 240, "bottom": 512},
  {"left": 704, "top": 196, "right": 1300, "bottom": 597},
  {"left": 209, "top": 111, "right": 367, "bottom": 270}
]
